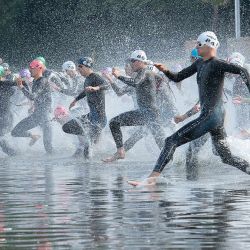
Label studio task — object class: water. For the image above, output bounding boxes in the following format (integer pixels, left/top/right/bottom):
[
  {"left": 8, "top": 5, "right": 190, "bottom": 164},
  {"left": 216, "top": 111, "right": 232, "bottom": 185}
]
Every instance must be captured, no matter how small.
[{"left": 1, "top": 152, "right": 250, "bottom": 249}]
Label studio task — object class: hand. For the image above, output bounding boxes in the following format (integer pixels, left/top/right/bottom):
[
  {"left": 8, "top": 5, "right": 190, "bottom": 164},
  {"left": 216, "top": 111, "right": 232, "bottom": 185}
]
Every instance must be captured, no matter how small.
[
  {"left": 194, "top": 104, "right": 200, "bottom": 112},
  {"left": 69, "top": 100, "right": 76, "bottom": 109},
  {"left": 232, "top": 96, "right": 243, "bottom": 104},
  {"left": 112, "top": 67, "right": 121, "bottom": 78},
  {"left": 102, "top": 72, "right": 113, "bottom": 83},
  {"left": 16, "top": 77, "right": 24, "bottom": 88},
  {"left": 154, "top": 63, "right": 168, "bottom": 72},
  {"left": 85, "top": 86, "right": 100, "bottom": 92},
  {"left": 174, "top": 114, "right": 186, "bottom": 124}
]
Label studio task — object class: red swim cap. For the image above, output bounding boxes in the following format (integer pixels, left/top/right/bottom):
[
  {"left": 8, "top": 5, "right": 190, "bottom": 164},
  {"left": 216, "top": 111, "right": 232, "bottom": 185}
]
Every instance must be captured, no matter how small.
[{"left": 29, "top": 60, "right": 44, "bottom": 69}]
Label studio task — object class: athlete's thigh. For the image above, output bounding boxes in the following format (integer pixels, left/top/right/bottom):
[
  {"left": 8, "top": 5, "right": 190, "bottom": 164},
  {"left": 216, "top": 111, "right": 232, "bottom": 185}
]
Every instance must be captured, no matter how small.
[
  {"left": 112, "top": 110, "right": 146, "bottom": 127},
  {"left": 173, "top": 114, "right": 212, "bottom": 146},
  {"left": 14, "top": 113, "right": 39, "bottom": 131}
]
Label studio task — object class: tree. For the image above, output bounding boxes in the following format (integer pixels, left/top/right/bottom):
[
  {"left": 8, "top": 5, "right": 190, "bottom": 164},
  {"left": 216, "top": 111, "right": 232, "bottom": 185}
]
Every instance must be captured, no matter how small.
[{"left": 202, "top": 0, "right": 230, "bottom": 32}]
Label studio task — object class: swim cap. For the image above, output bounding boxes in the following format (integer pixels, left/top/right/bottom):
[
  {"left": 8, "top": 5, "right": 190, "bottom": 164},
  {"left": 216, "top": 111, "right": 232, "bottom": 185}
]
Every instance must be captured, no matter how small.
[
  {"left": 101, "top": 67, "right": 112, "bottom": 74},
  {"left": 29, "top": 60, "right": 44, "bottom": 69},
  {"left": 54, "top": 105, "right": 69, "bottom": 120},
  {"left": 19, "top": 68, "right": 31, "bottom": 78},
  {"left": 228, "top": 52, "right": 245, "bottom": 67},
  {"left": 35, "top": 56, "right": 46, "bottom": 66},
  {"left": 62, "top": 61, "right": 76, "bottom": 71},
  {"left": 130, "top": 50, "right": 148, "bottom": 62},
  {"left": 0, "top": 66, "right": 4, "bottom": 77},
  {"left": 78, "top": 57, "right": 93, "bottom": 68},
  {"left": 197, "top": 31, "right": 220, "bottom": 49}
]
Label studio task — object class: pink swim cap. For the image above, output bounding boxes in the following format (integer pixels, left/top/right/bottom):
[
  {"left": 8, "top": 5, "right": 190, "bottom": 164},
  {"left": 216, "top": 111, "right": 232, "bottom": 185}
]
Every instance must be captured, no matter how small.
[{"left": 54, "top": 105, "right": 69, "bottom": 119}]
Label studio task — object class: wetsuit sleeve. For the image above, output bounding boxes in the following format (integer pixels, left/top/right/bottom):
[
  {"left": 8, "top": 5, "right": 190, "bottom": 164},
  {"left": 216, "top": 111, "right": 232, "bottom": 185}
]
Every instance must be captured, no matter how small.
[
  {"left": 163, "top": 62, "right": 198, "bottom": 82},
  {"left": 218, "top": 60, "right": 250, "bottom": 92},
  {"left": 98, "top": 77, "right": 110, "bottom": 91},
  {"left": 117, "top": 70, "right": 148, "bottom": 87},
  {"left": 110, "top": 80, "right": 131, "bottom": 96},
  {"left": 75, "top": 90, "right": 86, "bottom": 101},
  {"left": 57, "top": 74, "right": 72, "bottom": 87},
  {"left": 117, "top": 76, "right": 136, "bottom": 87}
]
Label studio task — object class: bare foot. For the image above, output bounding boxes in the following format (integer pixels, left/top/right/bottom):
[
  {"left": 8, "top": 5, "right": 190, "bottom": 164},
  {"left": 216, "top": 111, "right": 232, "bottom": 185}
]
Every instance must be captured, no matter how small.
[
  {"left": 102, "top": 151, "right": 125, "bottom": 163},
  {"left": 128, "top": 177, "right": 158, "bottom": 187},
  {"left": 29, "top": 135, "right": 41, "bottom": 146}
]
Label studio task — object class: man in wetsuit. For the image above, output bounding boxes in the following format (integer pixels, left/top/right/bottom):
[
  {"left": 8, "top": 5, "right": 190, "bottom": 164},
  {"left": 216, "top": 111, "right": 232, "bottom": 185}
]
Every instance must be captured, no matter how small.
[
  {"left": 36, "top": 56, "right": 62, "bottom": 89},
  {"left": 128, "top": 31, "right": 250, "bottom": 186},
  {"left": 63, "top": 57, "right": 109, "bottom": 158},
  {"left": 0, "top": 66, "right": 17, "bottom": 156},
  {"left": 103, "top": 50, "right": 165, "bottom": 162},
  {"left": 58, "top": 61, "right": 85, "bottom": 96},
  {"left": 11, "top": 60, "right": 53, "bottom": 154}
]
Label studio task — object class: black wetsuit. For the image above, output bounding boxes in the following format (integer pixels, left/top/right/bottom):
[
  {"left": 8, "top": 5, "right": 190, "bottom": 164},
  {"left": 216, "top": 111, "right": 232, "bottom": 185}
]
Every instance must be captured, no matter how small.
[
  {"left": 0, "top": 80, "right": 17, "bottom": 156},
  {"left": 153, "top": 57, "right": 250, "bottom": 175},
  {"left": 109, "top": 68, "right": 165, "bottom": 149},
  {"left": 11, "top": 77, "right": 53, "bottom": 153},
  {"left": 62, "top": 73, "right": 109, "bottom": 144}
]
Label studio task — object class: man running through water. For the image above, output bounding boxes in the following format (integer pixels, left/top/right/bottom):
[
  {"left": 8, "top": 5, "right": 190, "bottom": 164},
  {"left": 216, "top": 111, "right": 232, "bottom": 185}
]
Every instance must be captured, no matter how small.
[
  {"left": 11, "top": 60, "right": 53, "bottom": 153},
  {"left": 63, "top": 57, "right": 109, "bottom": 158},
  {"left": 128, "top": 31, "right": 250, "bottom": 186},
  {"left": 103, "top": 50, "right": 165, "bottom": 162},
  {"left": 103, "top": 60, "right": 176, "bottom": 161}
]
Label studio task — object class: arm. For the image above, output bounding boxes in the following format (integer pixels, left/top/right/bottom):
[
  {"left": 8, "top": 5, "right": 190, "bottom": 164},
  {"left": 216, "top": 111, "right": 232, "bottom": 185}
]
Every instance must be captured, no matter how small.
[
  {"left": 21, "top": 83, "right": 36, "bottom": 100},
  {"left": 218, "top": 60, "right": 250, "bottom": 93},
  {"left": 75, "top": 90, "right": 86, "bottom": 102},
  {"left": 117, "top": 76, "right": 136, "bottom": 87},
  {"left": 60, "top": 88, "right": 77, "bottom": 96},
  {"left": 117, "top": 70, "right": 147, "bottom": 88},
  {"left": 185, "top": 101, "right": 200, "bottom": 117},
  {"left": 163, "top": 62, "right": 198, "bottom": 82},
  {"left": 174, "top": 101, "right": 200, "bottom": 123},
  {"left": 111, "top": 81, "right": 131, "bottom": 96},
  {"left": 233, "top": 96, "right": 250, "bottom": 104},
  {"left": 98, "top": 77, "right": 110, "bottom": 90}
]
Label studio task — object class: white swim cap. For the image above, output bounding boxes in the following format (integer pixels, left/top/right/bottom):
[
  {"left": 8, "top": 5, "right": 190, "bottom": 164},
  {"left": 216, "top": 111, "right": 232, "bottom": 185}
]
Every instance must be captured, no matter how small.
[
  {"left": 130, "top": 50, "right": 148, "bottom": 62},
  {"left": 62, "top": 61, "right": 76, "bottom": 71},
  {"left": 197, "top": 31, "right": 220, "bottom": 49},
  {"left": 228, "top": 52, "right": 245, "bottom": 67}
]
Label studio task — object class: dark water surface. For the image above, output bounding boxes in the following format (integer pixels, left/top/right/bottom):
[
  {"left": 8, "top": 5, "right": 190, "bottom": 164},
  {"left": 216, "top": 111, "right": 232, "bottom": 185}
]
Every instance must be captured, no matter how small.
[{"left": 1, "top": 154, "right": 250, "bottom": 249}]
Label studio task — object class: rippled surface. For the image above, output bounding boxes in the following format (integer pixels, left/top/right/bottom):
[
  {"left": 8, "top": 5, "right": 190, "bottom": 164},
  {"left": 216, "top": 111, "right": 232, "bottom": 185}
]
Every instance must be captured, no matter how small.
[{"left": 1, "top": 153, "right": 250, "bottom": 249}]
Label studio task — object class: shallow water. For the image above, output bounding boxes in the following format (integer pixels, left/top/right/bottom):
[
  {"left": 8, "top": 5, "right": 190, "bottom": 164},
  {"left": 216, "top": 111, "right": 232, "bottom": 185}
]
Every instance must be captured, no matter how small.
[{"left": 1, "top": 153, "right": 250, "bottom": 249}]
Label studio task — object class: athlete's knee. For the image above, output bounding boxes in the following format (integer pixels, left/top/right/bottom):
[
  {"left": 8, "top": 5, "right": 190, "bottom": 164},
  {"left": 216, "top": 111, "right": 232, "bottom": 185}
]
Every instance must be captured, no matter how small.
[{"left": 62, "top": 122, "right": 71, "bottom": 134}]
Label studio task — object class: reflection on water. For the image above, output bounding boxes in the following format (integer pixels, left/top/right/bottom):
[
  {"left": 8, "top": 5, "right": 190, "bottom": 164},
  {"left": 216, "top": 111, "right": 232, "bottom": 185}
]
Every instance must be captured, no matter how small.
[{"left": 0, "top": 154, "right": 250, "bottom": 249}]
